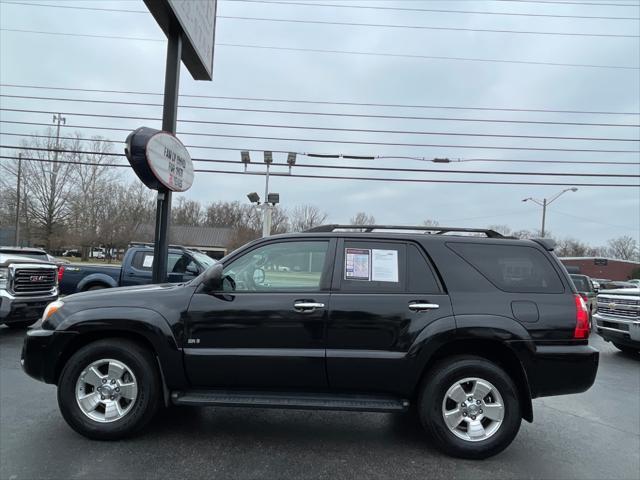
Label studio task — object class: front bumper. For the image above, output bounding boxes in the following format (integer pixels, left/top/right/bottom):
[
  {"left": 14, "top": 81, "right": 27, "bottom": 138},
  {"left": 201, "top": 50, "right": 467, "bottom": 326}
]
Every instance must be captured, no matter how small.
[
  {"left": 594, "top": 313, "right": 640, "bottom": 346},
  {"left": 527, "top": 344, "right": 599, "bottom": 398},
  {"left": 0, "top": 288, "right": 58, "bottom": 323},
  {"left": 21, "top": 328, "right": 77, "bottom": 384}
]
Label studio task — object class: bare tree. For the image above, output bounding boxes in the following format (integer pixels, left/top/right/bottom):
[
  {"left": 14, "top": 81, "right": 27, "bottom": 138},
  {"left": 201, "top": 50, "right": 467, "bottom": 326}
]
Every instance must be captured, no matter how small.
[
  {"left": 172, "top": 197, "right": 203, "bottom": 226},
  {"left": 18, "top": 131, "right": 78, "bottom": 249},
  {"left": 289, "top": 205, "right": 328, "bottom": 232},
  {"left": 99, "top": 182, "right": 155, "bottom": 252},
  {"left": 67, "top": 136, "right": 119, "bottom": 257},
  {"left": 607, "top": 235, "right": 639, "bottom": 261},
  {"left": 423, "top": 219, "right": 440, "bottom": 228},
  {"left": 351, "top": 212, "right": 375, "bottom": 225},
  {"left": 204, "top": 201, "right": 247, "bottom": 228}
]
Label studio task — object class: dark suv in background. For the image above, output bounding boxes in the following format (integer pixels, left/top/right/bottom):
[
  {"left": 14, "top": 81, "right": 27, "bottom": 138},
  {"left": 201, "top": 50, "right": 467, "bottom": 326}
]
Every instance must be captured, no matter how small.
[{"left": 22, "top": 226, "right": 598, "bottom": 459}]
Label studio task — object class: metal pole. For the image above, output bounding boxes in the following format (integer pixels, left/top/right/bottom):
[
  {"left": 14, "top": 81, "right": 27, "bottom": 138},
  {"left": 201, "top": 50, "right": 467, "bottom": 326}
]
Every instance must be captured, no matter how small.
[
  {"left": 152, "top": 23, "right": 182, "bottom": 284},
  {"left": 541, "top": 198, "right": 547, "bottom": 238},
  {"left": 14, "top": 153, "right": 22, "bottom": 245},
  {"left": 262, "top": 163, "right": 272, "bottom": 237}
]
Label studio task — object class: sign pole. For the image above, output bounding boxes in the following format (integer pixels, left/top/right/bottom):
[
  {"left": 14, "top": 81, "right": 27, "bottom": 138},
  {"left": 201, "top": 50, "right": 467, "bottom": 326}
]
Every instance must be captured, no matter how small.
[{"left": 152, "top": 22, "right": 182, "bottom": 284}]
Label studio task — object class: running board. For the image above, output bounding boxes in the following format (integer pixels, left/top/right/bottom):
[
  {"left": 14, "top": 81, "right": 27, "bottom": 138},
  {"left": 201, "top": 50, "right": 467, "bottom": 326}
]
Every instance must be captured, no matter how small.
[{"left": 171, "top": 390, "right": 410, "bottom": 413}]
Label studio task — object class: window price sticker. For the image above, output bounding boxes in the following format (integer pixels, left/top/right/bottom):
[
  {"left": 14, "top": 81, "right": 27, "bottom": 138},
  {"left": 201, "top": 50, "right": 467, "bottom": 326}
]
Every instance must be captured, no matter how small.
[{"left": 345, "top": 248, "right": 371, "bottom": 280}]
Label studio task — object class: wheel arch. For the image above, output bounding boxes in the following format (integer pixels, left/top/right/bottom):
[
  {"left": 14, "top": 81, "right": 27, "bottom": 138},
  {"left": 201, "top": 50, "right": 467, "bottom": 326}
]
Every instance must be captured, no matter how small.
[
  {"left": 77, "top": 273, "right": 117, "bottom": 292},
  {"left": 415, "top": 338, "right": 534, "bottom": 423}
]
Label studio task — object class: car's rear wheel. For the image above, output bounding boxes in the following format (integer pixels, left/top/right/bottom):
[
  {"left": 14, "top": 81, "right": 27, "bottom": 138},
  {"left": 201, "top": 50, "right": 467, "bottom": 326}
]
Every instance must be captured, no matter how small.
[
  {"left": 57, "top": 339, "right": 161, "bottom": 440},
  {"left": 418, "top": 355, "right": 521, "bottom": 459}
]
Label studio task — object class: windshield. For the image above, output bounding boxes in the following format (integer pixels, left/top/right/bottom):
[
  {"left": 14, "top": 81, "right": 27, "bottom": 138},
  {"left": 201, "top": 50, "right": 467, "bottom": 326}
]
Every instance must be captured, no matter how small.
[{"left": 191, "top": 251, "right": 216, "bottom": 268}]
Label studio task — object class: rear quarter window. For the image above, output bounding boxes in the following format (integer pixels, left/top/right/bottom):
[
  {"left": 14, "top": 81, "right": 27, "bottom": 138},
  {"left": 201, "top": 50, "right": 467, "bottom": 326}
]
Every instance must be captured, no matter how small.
[{"left": 447, "top": 242, "right": 564, "bottom": 294}]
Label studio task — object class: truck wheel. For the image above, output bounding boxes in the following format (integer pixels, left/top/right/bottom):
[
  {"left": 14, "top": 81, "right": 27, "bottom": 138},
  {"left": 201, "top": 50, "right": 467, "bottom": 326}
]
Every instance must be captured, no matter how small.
[
  {"left": 417, "top": 355, "right": 521, "bottom": 459},
  {"left": 5, "top": 320, "right": 36, "bottom": 329},
  {"left": 57, "top": 339, "right": 161, "bottom": 440},
  {"left": 86, "top": 285, "right": 106, "bottom": 291},
  {"left": 613, "top": 343, "right": 639, "bottom": 355}
]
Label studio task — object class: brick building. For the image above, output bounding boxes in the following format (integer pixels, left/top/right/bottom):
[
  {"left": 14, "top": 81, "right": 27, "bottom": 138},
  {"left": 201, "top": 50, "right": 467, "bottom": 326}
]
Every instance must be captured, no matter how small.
[{"left": 559, "top": 257, "right": 640, "bottom": 281}]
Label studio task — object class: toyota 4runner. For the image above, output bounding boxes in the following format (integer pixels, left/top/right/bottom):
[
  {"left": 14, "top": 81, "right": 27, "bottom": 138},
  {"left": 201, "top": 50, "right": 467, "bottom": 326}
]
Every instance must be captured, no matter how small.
[{"left": 22, "top": 226, "right": 598, "bottom": 459}]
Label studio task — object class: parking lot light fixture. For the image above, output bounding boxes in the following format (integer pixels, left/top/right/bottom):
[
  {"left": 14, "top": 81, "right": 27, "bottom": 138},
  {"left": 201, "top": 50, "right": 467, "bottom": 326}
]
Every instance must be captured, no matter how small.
[
  {"left": 247, "top": 192, "right": 260, "bottom": 204},
  {"left": 522, "top": 187, "right": 578, "bottom": 237},
  {"left": 241, "top": 151, "right": 251, "bottom": 172}
]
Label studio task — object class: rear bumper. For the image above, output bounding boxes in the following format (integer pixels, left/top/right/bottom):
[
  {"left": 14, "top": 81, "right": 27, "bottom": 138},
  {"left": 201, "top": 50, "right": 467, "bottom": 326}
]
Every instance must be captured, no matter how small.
[
  {"left": 21, "top": 328, "right": 77, "bottom": 384},
  {"left": 528, "top": 344, "right": 599, "bottom": 398}
]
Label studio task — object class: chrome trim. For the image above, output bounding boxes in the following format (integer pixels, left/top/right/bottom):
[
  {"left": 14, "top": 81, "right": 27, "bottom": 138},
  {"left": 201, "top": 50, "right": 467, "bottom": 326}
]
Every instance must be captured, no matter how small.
[
  {"left": 293, "top": 302, "right": 325, "bottom": 309},
  {"left": 7, "top": 263, "right": 58, "bottom": 296},
  {"left": 408, "top": 302, "right": 440, "bottom": 311},
  {"left": 594, "top": 314, "right": 640, "bottom": 326}
]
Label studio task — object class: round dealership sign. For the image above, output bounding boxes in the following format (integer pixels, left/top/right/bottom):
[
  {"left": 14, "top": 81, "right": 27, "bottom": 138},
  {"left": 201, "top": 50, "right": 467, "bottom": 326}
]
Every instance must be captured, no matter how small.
[{"left": 125, "top": 127, "right": 194, "bottom": 192}]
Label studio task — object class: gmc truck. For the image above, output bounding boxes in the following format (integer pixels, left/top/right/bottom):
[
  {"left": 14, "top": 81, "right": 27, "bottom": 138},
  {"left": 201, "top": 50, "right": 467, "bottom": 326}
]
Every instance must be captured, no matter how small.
[
  {"left": 1, "top": 247, "right": 58, "bottom": 328},
  {"left": 22, "top": 225, "right": 598, "bottom": 459}
]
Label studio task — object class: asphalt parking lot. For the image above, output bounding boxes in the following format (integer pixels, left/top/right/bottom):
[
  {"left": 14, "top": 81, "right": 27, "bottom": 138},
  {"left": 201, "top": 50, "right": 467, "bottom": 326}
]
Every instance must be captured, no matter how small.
[{"left": 1, "top": 329, "right": 638, "bottom": 480}]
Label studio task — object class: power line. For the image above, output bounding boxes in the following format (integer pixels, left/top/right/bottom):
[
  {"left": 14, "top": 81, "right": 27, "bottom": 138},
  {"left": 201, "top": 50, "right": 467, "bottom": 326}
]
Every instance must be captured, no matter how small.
[
  {"left": 2, "top": 2, "right": 635, "bottom": 37},
  {"left": 3, "top": 107, "right": 638, "bottom": 143},
  {"left": 3, "top": 119, "right": 639, "bottom": 153},
  {"left": 3, "top": 94, "right": 638, "bottom": 129},
  {"left": 5, "top": 145, "right": 639, "bottom": 178},
  {"left": 220, "top": 15, "right": 640, "bottom": 38},
  {"left": 2, "top": 131, "right": 638, "bottom": 166},
  {"left": 227, "top": 0, "right": 640, "bottom": 20},
  {"left": 3, "top": 83, "right": 637, "bottom": 116},
  {"left": 1, "top": 155, "right": 636, "bottom": 188},
  {"left": 2, "top": 28, "right": 637, "bottom": 70},
  {"left": 491, "top": 0, "right": 639, "bottom": 8}
]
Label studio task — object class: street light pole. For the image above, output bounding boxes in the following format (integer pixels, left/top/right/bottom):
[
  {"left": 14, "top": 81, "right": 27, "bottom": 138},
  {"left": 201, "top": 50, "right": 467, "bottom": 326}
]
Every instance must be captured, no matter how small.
[
  {"left": 262, "top": 164, "right": 272, "bottom": 237},
  {"left": 523, "top": 187, "right": 578, "bottom": 237}
]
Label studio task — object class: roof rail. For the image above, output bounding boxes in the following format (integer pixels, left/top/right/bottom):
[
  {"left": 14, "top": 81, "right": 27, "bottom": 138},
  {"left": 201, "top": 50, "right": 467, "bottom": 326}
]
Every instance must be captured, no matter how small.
[
  {"left": 304, "top": 225, "right": 505, "bottom": 238},
  {"left": 128, "top": 242, "right": 188, "bottom": 250}
]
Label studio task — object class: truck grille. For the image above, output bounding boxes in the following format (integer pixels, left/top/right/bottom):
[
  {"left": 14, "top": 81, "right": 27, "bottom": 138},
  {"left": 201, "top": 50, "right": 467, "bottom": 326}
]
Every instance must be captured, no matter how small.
[
  {"left": 597, "top": 296, "right": 640, "bottom": 319},
  {"left": 12, "top": 267, "right": 57, "bottom": 295}
]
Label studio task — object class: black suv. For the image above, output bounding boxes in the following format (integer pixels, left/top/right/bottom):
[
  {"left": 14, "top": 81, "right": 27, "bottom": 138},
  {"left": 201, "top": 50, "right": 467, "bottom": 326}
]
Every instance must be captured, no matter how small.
[{"left": 22, "top": 226, "right": 598, "bottom": 459}]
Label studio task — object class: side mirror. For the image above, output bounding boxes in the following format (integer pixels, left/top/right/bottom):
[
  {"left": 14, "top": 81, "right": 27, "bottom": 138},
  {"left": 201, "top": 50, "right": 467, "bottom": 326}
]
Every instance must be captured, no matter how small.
[{"left": 201, "top": 263, "right": 223, "bottom": 291}]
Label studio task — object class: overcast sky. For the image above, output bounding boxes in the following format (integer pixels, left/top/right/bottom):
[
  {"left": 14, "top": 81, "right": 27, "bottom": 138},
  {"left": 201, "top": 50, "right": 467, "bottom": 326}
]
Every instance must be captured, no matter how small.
[{"left": 1, "top": 0, "right": 639, "bottom": 245}]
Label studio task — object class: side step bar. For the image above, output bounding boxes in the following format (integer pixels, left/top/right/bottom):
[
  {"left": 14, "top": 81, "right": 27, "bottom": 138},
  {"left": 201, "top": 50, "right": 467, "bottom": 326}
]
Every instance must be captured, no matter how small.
[{"left": 171, "top": 390, "right": 410, "bottom": 413}]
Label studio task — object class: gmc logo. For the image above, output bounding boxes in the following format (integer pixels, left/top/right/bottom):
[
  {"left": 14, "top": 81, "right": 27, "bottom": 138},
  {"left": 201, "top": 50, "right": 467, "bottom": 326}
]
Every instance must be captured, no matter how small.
[{"left": 29, "top": 275, "right": 47, "bottom": 282}]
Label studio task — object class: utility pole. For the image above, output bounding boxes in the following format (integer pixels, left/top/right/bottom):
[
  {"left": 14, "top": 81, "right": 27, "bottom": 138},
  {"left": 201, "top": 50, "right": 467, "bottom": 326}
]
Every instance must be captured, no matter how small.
[
  {"left": 523, "top": 187, "right": 578, "bottom": 238},
  {"left": 14, "top": 153, "right": 22, "bottom": 246}
]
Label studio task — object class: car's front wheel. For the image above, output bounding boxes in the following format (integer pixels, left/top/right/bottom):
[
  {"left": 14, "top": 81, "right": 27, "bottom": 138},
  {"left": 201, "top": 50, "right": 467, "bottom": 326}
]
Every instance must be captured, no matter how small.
[
  {"left": 57, "top": 339, "right": 161, "bottom": 440},
  {"left": 418, "top": 355, "right": 522, "bottom": 459}
]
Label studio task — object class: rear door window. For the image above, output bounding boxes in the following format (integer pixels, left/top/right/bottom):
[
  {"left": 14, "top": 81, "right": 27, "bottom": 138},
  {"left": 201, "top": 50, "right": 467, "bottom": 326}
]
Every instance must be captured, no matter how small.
[
  {"left": 447, "top": 242, "right": 564, "bottom": 293},
  {"left": 337, "top": 241, "right": 406, "bottom": 293}
]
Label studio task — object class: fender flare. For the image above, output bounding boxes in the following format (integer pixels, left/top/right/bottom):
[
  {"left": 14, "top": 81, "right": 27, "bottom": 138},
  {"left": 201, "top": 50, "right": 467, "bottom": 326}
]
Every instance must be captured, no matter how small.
[
  {"left": 56, "top": 306, "right": 187, "bottom": 390},
  {"left": 409, "top": 315, "right": 535, "bottom": 422},
  {"left": 76, "top": 273, "right": 118, "bottom": 292}
]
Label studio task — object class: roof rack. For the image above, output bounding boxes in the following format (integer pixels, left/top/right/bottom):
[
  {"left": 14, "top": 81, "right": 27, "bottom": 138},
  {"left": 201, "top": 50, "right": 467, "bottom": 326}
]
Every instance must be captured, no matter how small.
[
  {"left": 128, "top": 242, "right": 188, "bottom": 250},
  {"left": 304, "top": 225, "right": 505, "bottom": 238}
]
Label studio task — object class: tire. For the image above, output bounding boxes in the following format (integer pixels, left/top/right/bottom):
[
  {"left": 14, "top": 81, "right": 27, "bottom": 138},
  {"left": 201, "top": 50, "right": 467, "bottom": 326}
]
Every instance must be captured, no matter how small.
[
  {"left": 57, "top": 339, "right": 161, "bottom": 440},
  {"left": 613, "top": 343, "right": 639, "bottom": 355},
  {"left": 417, "top": 355, "right": 522, "bottom": 459},
  {"left": 86, "top": 284, "right": 107, "bottom": 291},
  {"left": 5, "top": 320, "right": 36, "bottom": 329}
]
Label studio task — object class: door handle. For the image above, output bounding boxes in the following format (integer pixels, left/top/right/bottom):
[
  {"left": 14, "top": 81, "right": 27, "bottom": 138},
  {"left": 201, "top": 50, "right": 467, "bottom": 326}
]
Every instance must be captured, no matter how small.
[
  {"left": 294, "top": 302, "right": 325, "bottom": 311},
  {"left": 409, "top": 302, "right": 439, "bottom": 312}
]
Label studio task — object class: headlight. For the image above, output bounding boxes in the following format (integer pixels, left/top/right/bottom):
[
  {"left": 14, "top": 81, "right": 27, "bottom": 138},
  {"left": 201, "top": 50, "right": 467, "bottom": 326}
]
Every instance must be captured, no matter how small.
[
  {"left": 42, "top": 300, "right": 64, "bottom": 322},
  {"left": 0, "top": 267, "right": 8, "bottom": 289}
]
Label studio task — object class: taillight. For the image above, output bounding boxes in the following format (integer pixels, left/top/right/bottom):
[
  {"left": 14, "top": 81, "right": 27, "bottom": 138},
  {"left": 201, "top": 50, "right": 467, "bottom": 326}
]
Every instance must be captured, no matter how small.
[
  {"left": 574, "top": 294, "right": 590, "bottom": 339},
  {"left": 57, "top": 265, "right": 64, "bottom": 284}
]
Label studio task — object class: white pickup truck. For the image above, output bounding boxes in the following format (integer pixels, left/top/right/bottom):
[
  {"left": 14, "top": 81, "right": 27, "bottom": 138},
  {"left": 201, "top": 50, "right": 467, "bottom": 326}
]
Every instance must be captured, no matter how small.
[
  {"left": 0, "top": 247, "right": 59, "bottom": 328},
  {"left": 594, "top": 287, "right": 640, "bottom": 354}
]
